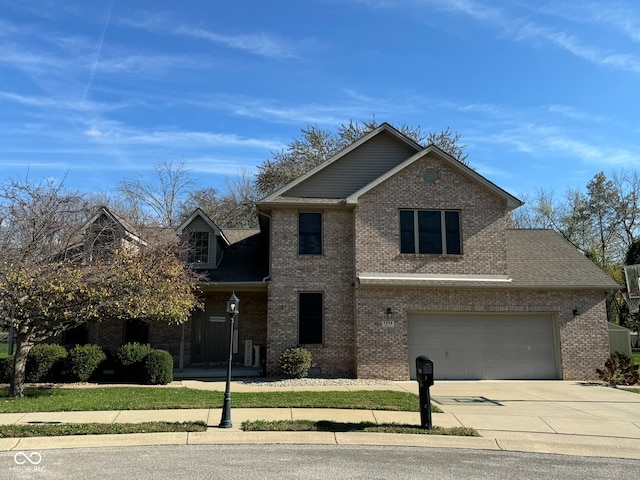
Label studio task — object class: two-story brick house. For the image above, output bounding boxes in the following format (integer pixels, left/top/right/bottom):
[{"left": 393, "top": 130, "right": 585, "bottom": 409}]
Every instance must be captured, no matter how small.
[
  {"left": 79, "top": 123, "right": 619, "bottom": 381},
  {"left": 256, "top": 122, "right": 619, "bottom": 380}
]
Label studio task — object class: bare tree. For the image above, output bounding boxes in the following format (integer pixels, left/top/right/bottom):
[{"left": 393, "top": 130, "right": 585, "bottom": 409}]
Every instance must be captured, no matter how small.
[
  {"left": 118, "top": 160, "right": 197, "bottom": 227},
  {"left": 178, "top": 169, "right": 260, "bottom": 229}
]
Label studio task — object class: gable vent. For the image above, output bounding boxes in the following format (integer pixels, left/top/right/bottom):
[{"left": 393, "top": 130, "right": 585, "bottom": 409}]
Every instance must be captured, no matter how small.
[{"left": 423, "top": 169, "right": 438, "bottom": 184}]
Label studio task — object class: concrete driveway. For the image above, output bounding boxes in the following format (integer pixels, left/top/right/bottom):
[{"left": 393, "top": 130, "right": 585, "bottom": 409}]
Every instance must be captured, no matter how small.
[{"left": 392, "top": 380, "right": 640, "bottom": 458}]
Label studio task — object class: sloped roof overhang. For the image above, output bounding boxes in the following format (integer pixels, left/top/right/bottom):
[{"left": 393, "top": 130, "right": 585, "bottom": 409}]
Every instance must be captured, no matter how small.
[{"left": 346, "top": 145, "right": 523, "bottom": 210}]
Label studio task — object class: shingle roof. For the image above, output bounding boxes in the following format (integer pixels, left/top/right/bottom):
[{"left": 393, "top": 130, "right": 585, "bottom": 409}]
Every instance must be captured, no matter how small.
[
  {"left": 197, "top": 229, "right": 269, "bottom": 284},
  {"left": 506, "top": 229, "right": 620, "bottom": 289},
  {"left": 358, "top": 230, "right": 621, "bottom": 290}
]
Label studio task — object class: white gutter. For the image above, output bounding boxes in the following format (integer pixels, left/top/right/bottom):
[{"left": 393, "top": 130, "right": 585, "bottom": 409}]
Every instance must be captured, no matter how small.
[{"left": 359, "top": 273, "right": 513, "bottom": 283}]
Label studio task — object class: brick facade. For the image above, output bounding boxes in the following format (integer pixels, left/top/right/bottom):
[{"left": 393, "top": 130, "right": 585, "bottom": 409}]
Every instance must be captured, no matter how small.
[
  {"left": 85, "top": 290, "right": 267, "bottom": 368},
  {"left": 263, "top": 148, "right": 612, "bottom": 380},
  {"left": 266, "top": 207, "right": 356, "bottom": 377},
  {"left": 354, "top": 286, "right": 609, "bottom": 380}
]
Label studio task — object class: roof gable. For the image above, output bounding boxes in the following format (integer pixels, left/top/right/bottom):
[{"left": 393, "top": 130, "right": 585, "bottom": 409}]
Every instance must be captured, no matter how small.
[
  {"left": 346, "top": 145, "right": 523, "bottom": 210},
  {"left": 176, "top": 208, "right": 230, "bottom": 247},
  {"left": 259, "top": 123, "right": 422, "bottom": 202},
  {"left": 258, "top": 122, "right": 522, "bottom": 210},
  {"left": 84, "top": 206, "right": 146, "bottom": 246}
]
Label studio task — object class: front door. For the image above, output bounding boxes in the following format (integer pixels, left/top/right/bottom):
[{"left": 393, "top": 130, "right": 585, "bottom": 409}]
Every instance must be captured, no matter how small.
[{"left": 190, "top": 309, "right": 230, "bottom": 364}]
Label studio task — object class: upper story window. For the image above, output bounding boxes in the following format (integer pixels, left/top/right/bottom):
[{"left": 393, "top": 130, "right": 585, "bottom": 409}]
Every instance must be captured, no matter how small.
[
  {"left": 187, "top": 231, "right": 209, "bottom": 263},
  {"left": 298, "top": 212, "right": 322, "bottom": 255},
  {"left": 400, "top": 209, "right": 461, "bottom": 255}
]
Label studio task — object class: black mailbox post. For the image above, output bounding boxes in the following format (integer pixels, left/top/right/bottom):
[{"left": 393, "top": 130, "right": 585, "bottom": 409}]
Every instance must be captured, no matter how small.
[{"left": 415, "top": 356, "right": 434, "bottom": 429}]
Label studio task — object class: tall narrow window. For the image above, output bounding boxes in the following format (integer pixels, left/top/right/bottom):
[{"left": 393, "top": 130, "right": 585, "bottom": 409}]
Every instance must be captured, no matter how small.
[
  {"left": 400, "top": 209, "right": 462, "bottom": 255},
  {"left": 400, "top": 210, "right": 415, "bottom": 254},
  {"left": 299, "top": 292, "right": 323, "bottom": 344},
  {"left": 444, "top": 211, "right": 461, "bottom": 255},
  {"left": 298, "top": 212, "right": 322, "bottom": 255},
  {"left": 187, "top": 231, "right": 209, "bottom": 263}
]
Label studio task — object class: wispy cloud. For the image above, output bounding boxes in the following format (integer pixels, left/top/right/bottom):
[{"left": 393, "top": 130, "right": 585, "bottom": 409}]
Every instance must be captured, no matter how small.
[
  {"left": 379, "top": 0, "right": 640, "bottom": 76},
  {"left": 83, "top": 121, "right": 283, "bottom": 151},
  {"left": 519, "top": 23, "right": 640, "bottom": 74},
  {"left": 120, "top": 12, "right": 299, "bottom": 59},
  {"left": 175, "top": 26, "right": 298, "bottom": 59}
]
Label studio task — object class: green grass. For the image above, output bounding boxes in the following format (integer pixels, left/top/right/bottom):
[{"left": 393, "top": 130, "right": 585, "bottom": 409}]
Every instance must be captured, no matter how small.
[
  {"left": 633, "top": 352, "right": 640, "bottom": 366},
  {"left": 0, "top": 387, "right": 429, "bottom": 413},
  {"left": 0, "top": 342, "right": 7, "bottom": 359},
  {"left": 0, "top": 421, "right": 206, "bottom": 438},
  {"left": 241, "top": 420, "right": 477, "bottom": 436}
]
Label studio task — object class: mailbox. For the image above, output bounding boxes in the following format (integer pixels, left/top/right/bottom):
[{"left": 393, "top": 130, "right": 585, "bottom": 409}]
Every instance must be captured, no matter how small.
[
  {"left": 415, "top": 355, "right": 434, "bottom": 429},
  {"left": 416, "top": 355, "right": 434, "bottom": 387}
]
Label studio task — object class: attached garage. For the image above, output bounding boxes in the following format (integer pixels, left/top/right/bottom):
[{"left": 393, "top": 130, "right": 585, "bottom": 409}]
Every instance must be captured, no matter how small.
[{"left": 408, "top": 313, "right": 560, "bottom": 380}]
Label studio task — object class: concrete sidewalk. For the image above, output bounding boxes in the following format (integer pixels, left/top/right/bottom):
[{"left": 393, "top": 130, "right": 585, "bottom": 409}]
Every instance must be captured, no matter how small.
[{"left": 0, "top": 380, "right": 638, "bottom": 459}]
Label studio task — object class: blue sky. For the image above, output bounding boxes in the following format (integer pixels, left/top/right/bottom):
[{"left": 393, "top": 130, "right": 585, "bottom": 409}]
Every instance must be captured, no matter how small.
[{"left": 1, "top": 0, "right": 639, "bottom": 201}]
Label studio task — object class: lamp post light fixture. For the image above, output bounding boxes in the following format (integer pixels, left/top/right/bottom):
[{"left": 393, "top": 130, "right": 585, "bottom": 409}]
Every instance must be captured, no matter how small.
[{"left": 219, "top": 292, "right": 239, "bottom": 428}]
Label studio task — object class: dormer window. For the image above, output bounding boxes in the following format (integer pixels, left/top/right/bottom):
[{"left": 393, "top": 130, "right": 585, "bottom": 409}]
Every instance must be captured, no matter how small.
[{"left": 188, "top": 231, "right": 209, "bottom": 263}]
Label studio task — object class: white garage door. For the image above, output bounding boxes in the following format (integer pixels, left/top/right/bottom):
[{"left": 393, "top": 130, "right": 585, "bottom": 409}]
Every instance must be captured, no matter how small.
[{"left": 408, "top": 313, "right": 559, "bottom": 380}]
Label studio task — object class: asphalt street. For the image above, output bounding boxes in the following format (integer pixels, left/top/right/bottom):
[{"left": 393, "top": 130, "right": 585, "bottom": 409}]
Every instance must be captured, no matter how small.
[{"left": 3, "top": 444, "right": 639, "bottom": 480}]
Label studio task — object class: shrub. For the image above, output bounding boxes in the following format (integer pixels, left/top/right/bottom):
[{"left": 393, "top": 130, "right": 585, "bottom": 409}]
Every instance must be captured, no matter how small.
[
  {"left": 145, "top": 349, "right": 174, "bottom": 385},
  {"left": 596, "top": 352, "right": 640, "bottom": 386},
  {"left": 0, "top": 355, "right": 14, "bottom": 383},
  {"left": 279, "top": 347, "right": 313, "bottom": 378},
  {"left": 117, "top": 342, "right": 153, "bottom": 381},
  {"left": 26, "top": 344, "right": 68, "bottom": 382},
  {"left": 67, "top": 344, "right": 106, "bottom": 382}
]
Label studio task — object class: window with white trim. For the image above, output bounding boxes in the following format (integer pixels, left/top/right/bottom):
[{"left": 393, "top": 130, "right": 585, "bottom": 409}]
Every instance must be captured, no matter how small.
[
  {"left": 400, "top": 210, "right": 461, "bottom": 254},
  {"left": 187, "top": 231, "right": 209, "bottom": 263}
]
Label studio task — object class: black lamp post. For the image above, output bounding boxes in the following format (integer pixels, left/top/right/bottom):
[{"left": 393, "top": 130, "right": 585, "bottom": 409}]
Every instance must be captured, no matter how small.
[{"left": 219, "top": 292, "right": 239, "bottom": 428}]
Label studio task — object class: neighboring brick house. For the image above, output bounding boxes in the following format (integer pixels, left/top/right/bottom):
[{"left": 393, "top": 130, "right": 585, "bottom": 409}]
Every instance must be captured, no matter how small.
[
  {"left": 74, "top": 206, "right": 269, "bottom": 372},
  {"left": 256, "top": 123, "right": 619, "bottom": 380},
  {"left": 77, "top": 123, "right": 619, "bottom": 381}
]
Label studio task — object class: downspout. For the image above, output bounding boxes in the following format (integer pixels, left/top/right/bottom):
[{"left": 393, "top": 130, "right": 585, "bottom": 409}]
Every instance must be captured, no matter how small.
[{"left": 258, "top": 209, "right": 272, "bottom": 282}]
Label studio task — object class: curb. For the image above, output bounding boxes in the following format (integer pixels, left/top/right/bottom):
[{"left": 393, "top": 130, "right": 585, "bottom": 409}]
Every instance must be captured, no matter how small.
[{"left": 2, "top": 430, "right": 640, "bottom": 460}]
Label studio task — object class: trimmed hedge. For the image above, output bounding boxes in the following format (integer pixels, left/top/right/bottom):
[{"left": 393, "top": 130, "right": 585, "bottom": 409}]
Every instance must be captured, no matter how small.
[
  {"left": 117, "top": 343, "right": 153, "bottom": 382},
  {"left": 0, "top": 356, "right": 14, "bottom": 383},
  {"left": 145, "top": 349, "right": 174, "bottom": 385},
  {"left": 26, "top": 344, "right": 68, "bottom": 382},
  {"left": 279, "top": 347, "right": 313, "bottom": 379},
  {"left": 67, "top": 344, "right": 106, "bottom": 382}
]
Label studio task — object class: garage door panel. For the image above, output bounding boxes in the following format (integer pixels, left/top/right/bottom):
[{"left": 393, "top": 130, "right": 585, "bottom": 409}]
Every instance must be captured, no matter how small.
[{"left": 408, "top": 313, "right": 558, "bottom": 380}]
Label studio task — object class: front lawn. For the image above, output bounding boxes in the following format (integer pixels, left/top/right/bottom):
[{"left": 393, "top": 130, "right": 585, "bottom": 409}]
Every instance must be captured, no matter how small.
[{"left": 0, "top": 387, "right": 429, "bottom": 413}]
